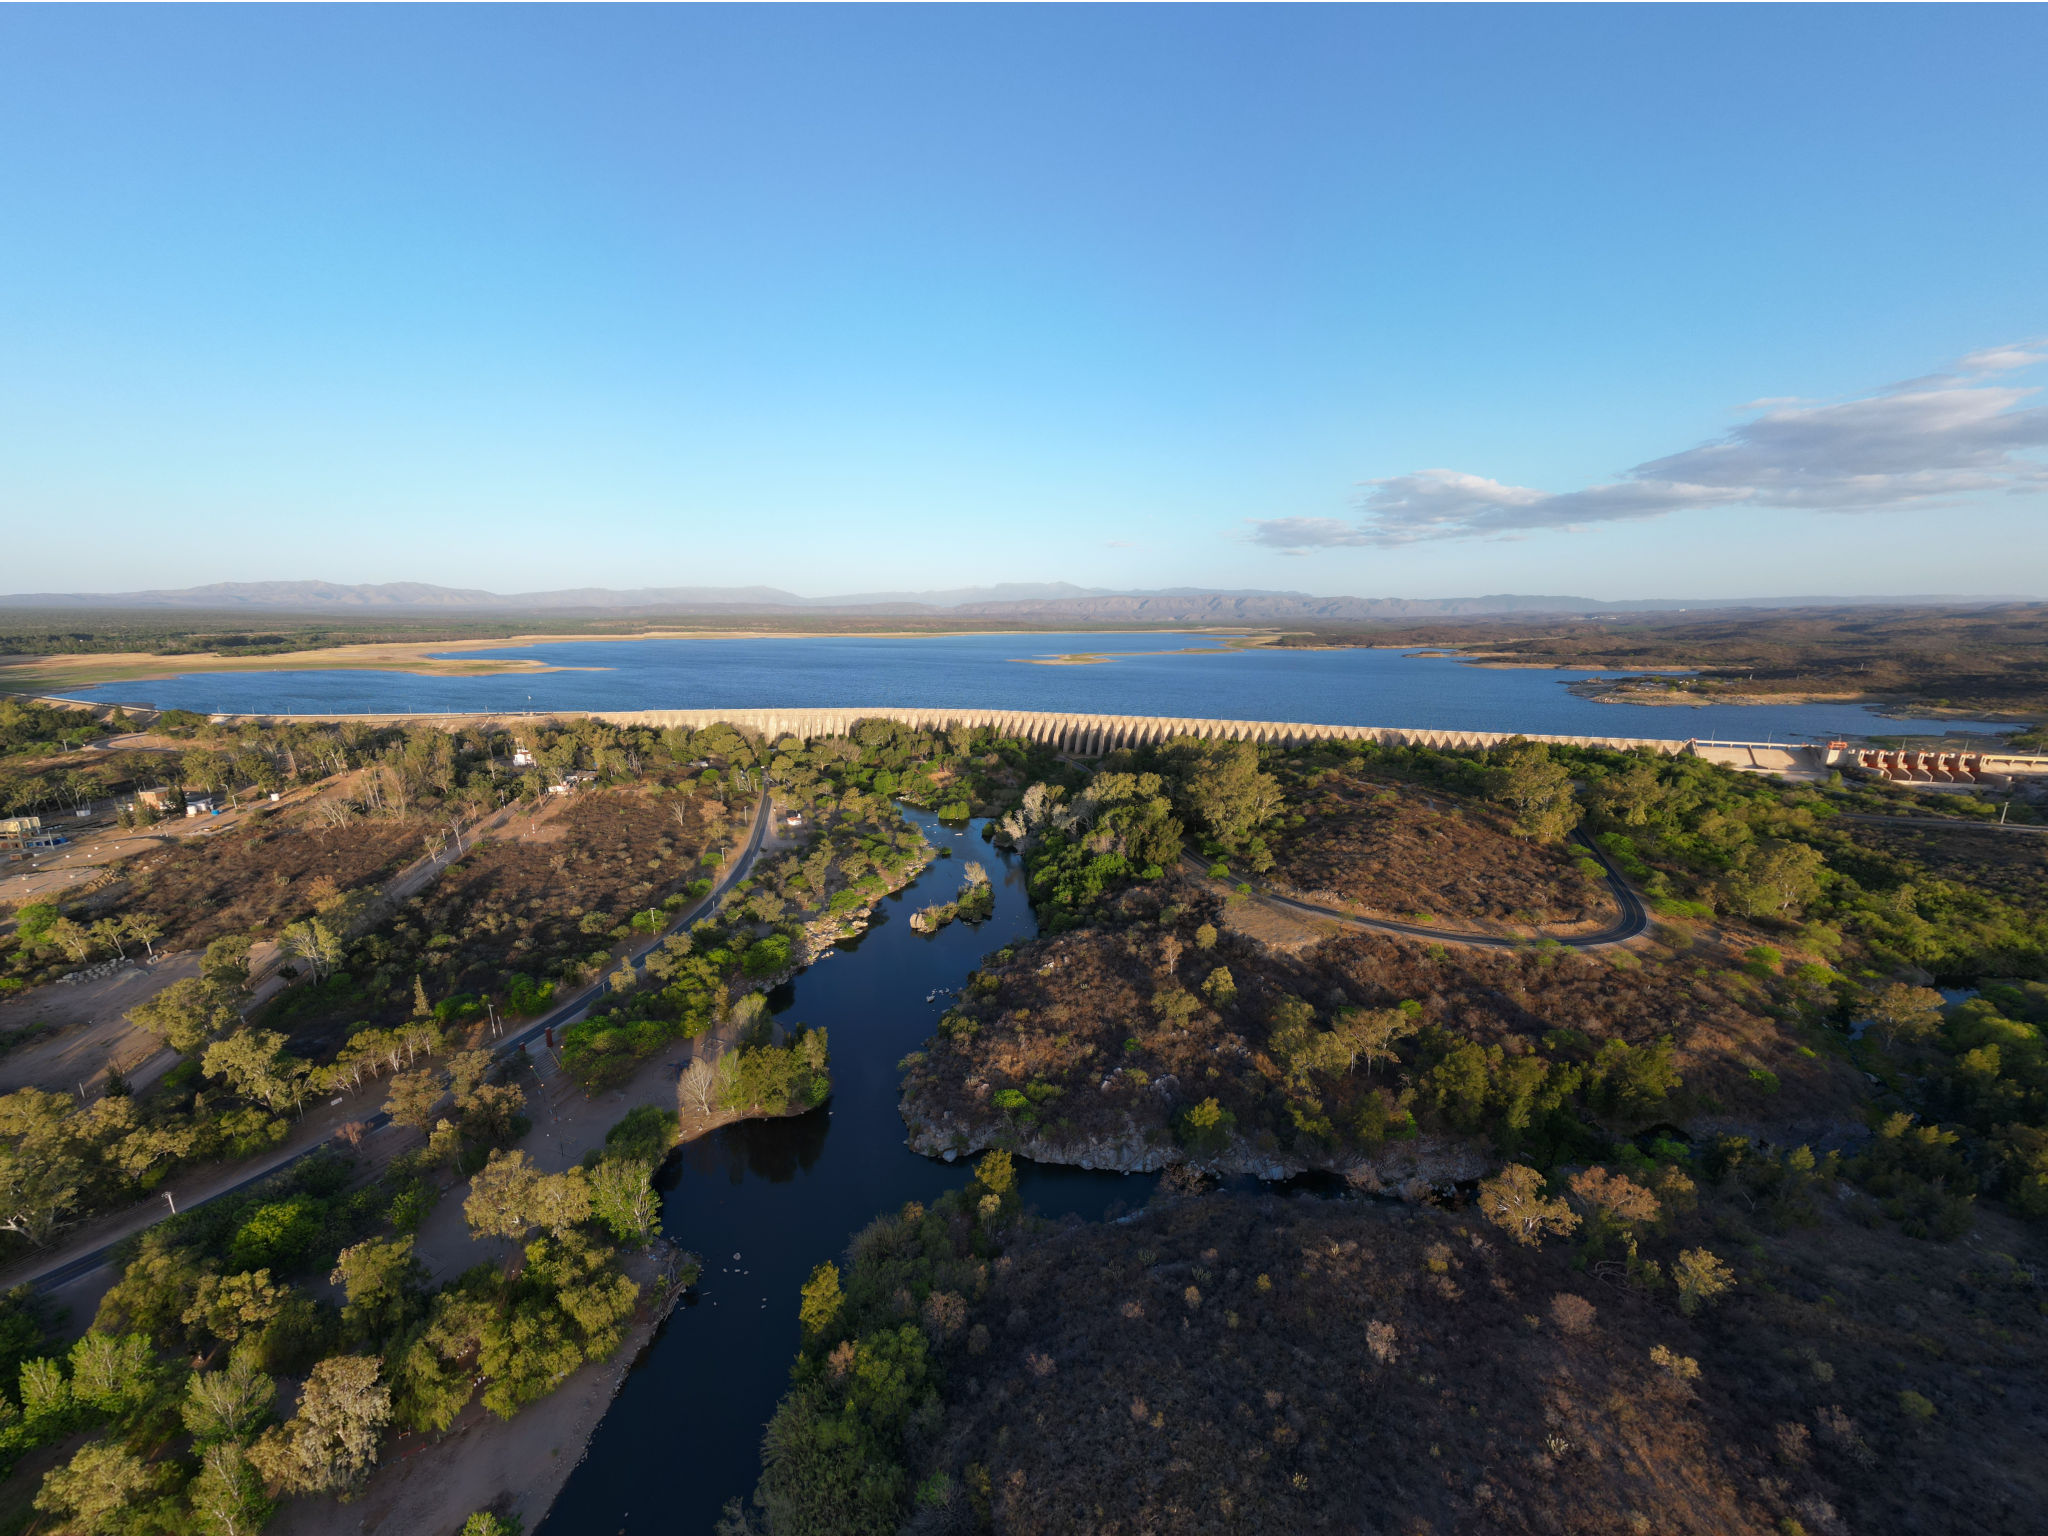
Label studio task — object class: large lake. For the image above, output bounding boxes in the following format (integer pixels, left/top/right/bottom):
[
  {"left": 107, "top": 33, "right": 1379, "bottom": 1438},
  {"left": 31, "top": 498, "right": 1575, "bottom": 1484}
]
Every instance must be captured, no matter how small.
[{"left": 61, "top": 632, "right": 2007, "bottom": 741}]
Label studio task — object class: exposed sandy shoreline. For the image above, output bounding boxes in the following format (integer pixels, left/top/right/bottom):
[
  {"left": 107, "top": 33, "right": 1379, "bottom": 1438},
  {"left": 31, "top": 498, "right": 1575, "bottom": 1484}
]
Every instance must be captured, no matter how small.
[
  {"left": 1, "top": 627, "right": 1267, "bottom": 694},
  {"left": 266, "top": 1035, "right": 810, "bottom": 1536}
]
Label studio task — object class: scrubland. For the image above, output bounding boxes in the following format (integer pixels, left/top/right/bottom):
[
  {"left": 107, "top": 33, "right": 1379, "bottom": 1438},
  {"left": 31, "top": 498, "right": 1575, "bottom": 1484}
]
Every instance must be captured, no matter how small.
[{"left": 738, "top": 729, "right": 2048, "bottom": 1534}]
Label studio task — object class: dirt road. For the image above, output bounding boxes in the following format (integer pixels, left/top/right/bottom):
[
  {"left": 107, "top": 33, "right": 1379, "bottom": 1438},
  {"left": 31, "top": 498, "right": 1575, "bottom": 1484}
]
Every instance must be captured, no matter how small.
[
  {"left": 1190, "top": 828, "right": 1649, "bottom": 951},
  {"left": 5, "top": 790, "right": 772, "bottom": 1300}
]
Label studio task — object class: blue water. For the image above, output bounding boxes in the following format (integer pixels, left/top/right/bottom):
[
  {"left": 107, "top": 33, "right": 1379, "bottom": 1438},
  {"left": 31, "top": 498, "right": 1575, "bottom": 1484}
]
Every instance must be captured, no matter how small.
[
  {"left": 61, "top": 632, "right": 2008, "bottom": 741},
  {"left": 536, "top": 809, "right": 1153, "bottom": 1536}
]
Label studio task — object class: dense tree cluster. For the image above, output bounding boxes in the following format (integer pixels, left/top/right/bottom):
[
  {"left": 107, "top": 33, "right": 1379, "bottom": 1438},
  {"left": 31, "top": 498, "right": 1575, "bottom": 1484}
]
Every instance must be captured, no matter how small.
[
  {"left": 558, "top": 717, "right": 1058, "bottom": 1089},
  {"left": 1, "top": 1105, "right": 675, "bottom": 1530}
]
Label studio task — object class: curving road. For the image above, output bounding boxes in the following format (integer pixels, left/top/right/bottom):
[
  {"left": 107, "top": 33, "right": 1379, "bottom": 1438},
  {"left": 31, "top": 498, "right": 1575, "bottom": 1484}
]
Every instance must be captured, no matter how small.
[
  {"left": 20, "top": 789, "right": 774, "bottom": 1295},
  {"left": 1191, "top": 828, "right": 1649, "bottom": 951}
]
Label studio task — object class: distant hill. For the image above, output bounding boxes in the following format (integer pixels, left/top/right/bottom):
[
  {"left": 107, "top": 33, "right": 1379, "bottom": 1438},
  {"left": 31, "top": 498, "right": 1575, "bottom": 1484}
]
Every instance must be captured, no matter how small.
[{"left": 0, "top": 580, "right": 2024, "bottom": 619}]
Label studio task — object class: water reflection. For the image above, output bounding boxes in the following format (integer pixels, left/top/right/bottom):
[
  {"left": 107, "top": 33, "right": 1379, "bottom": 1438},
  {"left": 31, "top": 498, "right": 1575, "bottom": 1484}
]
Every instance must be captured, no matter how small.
[{"left": 687, "top": 1106, "right": 834, "bottom": 1185}]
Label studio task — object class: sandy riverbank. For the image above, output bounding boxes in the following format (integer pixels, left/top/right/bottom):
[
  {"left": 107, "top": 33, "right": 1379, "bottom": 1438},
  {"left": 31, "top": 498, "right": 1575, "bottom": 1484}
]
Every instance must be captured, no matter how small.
[{"left": 266, "top": 1025, "right": 806, "bottom": 1536}]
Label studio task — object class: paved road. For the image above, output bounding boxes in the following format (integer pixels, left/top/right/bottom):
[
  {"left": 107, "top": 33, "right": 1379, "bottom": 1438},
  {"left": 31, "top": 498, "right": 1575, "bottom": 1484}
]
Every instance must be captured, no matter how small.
[
  {"left": 1194, "top": 829, "right": 1649, "bottom": 951},
  {"left": 20, "top": 789, "right": 774, "bottom": 1294}
]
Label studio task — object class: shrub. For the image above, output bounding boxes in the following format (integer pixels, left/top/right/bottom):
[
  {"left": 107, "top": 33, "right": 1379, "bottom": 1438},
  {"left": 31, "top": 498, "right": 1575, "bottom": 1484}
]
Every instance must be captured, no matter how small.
[
  {"left": 1174, "top": 1097, "right": 1237, "bottom": 1157},
  {"left": 228, "top": 1198, "right": 325, "bottom": 1274}
]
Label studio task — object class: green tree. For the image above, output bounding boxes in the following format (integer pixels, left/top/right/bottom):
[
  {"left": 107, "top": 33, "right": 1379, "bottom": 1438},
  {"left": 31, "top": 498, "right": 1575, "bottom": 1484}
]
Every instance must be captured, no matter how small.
[
  {"left": 1335, "top": 1005, "right": 1417, "bottom": 1077},
  {"left": 13, "top": 901, "right": 58, "bottom": 947},
  {"left": 0, "top": 1088, "right": 86, "bottom": 1246},
  {"left": 383, "top": 1068, "right": 446, "bottom": 1132},
  {"left": 279, "top": 918, "right": 344, "bottom": 982},
  {"left": 181, "top": 1270, "right": 288, "bottom": 1348},
  {"left": 247, "top": 1353, "right": 390, "bottom": 1498},
  {"left": 44, "top": 917, "right": 97, "bottom": 963},
  {"left": 93, "top": 1231, "right": 206, "bottom": 1347},
  {"left": 331, "top": 1236, "right": 426, "bottom": 1343},
  {"left": 122, "top": 914, "right": 165, "bottom": 961},
  {"left": 189, "top": 1440, "right": 274, "bottom": 1536},
  {"left": 202, "top": 1030, "right": 314, "bottom": 1115},
  {"left": 201, "top": 934, "right": 255, "bottom": 995},
  {"left": 530, "top": 1165, "right": 593, "bottom": 1236},
  {"left": 799, "top": 1262, "right": 843, "bottom": 1341},
  {"left": 448, "top": 1049, "right": 494, "bottom": 1107},
  {"left": 1673, "top": 1247, "right": 1736, "bottom": 1315},
  {"left": 1175, "top": 1097, "right": 1237, "bottom": 1156},
  {"left": 1477, "top": 1164, "right": 1580, "bottom": 1248},
  {"left": 975, "top": 1148, "right": 1016, "bottom": 1203},
  {"left": 1722, "top": 841, "right": 1825, "bottom": 919},
  {"left": 1865, "top": 982, "right": 1946, "bottom": 1052},
  {"left": 127, "top": 976, "right": 238, "bottom": 1055},
  {"left": 1489, "top": 741, "right": 1580, "bottom": 842},
  {"left": 183, "top": 1349, "right": 276, "bottom": 1445},
  {"left": 33, "top": 1438, "right": 159, "bottom": 1535},
  {"left": 588, "top": 1158, "right": 659, "bottom": 1247},
  {"left": 464, "top": 1151, "right": 590, "bottom": 1244},
  {"left": 1590, "top": 761, "right": 1665, "bottom": 826},
  {"left": 464, "top": 1149, "right": 542, "bottom": 1243},
  {"left": 1166, "top": 740, "right": 1282, "bottom": 850},
  {"left": 67, "top": 1329, "right": 159, "bottom": 1420}
]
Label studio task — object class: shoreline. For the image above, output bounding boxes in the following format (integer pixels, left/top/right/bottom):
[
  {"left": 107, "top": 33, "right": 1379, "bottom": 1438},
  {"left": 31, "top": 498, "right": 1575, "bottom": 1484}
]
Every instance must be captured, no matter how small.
[
  {"left": 0, "top": 626, "right": 1267, "bottom": 693},
  {"left": 267, "top": 1046, "right": 822, "bottom": 1536},
  {"left": 1286, "top": 645, "right": 2045, "bottom": 726}
]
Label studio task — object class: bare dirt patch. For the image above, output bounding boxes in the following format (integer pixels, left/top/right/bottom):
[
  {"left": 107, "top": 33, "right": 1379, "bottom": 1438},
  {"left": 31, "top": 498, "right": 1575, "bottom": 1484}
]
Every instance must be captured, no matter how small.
[
  {"left": 259, "top": 787, "right": 715, "bottom": 1057},
  {"left": 93, "top": 813, "right": 422, "bottom": 953}
]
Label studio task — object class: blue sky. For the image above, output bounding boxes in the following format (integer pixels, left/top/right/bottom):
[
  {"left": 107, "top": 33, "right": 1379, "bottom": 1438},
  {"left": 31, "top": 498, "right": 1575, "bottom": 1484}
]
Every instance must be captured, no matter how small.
[{"left": 2, "top": 5, "right": 2044, "bottom": 601}]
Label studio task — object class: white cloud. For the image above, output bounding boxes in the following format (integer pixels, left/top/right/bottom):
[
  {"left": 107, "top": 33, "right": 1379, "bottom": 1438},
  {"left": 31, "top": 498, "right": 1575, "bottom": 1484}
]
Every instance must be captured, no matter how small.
[
  {"left": 1247, "top": 517, "right": 1376, "bottom": 549},
  {"left": 1248, "top": 344, "right": 2048, "bottom": 549},
  {"left": 1959, "top": 342, "right": 2045, "bottom": 374}
]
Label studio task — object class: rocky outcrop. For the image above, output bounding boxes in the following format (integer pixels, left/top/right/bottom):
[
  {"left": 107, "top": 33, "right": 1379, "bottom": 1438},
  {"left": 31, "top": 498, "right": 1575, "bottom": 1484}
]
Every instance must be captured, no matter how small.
[
  {"left": 902, "top": 1099, "right": 1491, "bottom": 1195},
  {"left": 786, "top": 846, "right": 936, "bottom": 966}
]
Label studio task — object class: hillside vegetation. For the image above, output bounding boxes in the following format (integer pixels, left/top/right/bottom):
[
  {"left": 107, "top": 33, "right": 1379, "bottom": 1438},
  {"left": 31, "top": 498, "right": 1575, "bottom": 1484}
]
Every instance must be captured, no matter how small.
[
  {"left": 747, "top": 727, "right": 2048, "bottom": 1533},
  {"left": 1266, "top": 770, "right": 1606, "bottom": 930},
  {"left": 735, "top": 1153, "right": 2048, "bottom": 1536},
  {"left": 1272, "top": 602, "right": 2048, "bottom": 721}
]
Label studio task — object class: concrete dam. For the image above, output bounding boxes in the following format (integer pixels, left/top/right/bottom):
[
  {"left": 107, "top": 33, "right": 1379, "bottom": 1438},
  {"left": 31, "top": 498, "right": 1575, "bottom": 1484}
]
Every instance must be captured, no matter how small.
[
  {"left": 210, "top": 702, "right": 2048, "bottom": 785},
  {"left": 564, "top": 706, "right": 2048, "bottom": 786}
]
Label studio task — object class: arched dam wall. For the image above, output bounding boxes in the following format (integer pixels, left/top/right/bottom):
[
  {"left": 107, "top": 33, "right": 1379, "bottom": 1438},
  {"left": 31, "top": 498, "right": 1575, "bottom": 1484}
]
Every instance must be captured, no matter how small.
[
  {"left": 581, "top": 706, "right": 1691, "bottom": 756},
  {"left": 583, "top": 708, "right": 2048, "bottom": 782},
  {"left": 212, "top": 704, "right": 2048, "bottom": 783}
]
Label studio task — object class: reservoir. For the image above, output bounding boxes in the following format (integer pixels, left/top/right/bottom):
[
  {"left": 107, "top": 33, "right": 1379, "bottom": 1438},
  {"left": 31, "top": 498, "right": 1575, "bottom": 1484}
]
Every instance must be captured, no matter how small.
[
  {"left": 536, "top": 808, "right": 1157, "bottom": 1536},
  {"left": 59, "top": 632, "right": 2010, "bottom": 741}
]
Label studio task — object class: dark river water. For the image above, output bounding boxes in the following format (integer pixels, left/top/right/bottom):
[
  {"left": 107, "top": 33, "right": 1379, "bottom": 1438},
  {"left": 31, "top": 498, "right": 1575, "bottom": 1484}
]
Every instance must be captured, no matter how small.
[
  {"left": 536, "top": 809, "right": 1155, "bottom": 1536},
  {"left": 60, "top": 632, "right": 2009, "bottom": 741}
]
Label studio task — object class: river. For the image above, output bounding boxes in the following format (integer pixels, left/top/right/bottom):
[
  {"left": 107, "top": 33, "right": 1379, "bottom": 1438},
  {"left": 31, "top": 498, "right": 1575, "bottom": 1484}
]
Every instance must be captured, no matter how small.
[
  {"left": 536, "top": 807, "right": 1155, "bottom": 1536},
  {"left": 58, "top": 632, "right": 2012, "bottom": 741}
]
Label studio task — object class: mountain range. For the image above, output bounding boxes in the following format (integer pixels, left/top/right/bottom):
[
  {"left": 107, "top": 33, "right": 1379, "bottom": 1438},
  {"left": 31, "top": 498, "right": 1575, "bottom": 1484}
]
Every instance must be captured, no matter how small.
[{"left": 0, "top": 581, "right": 2028, "bottom": 621}]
